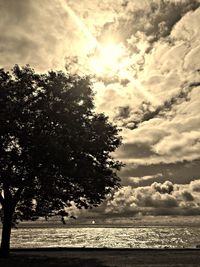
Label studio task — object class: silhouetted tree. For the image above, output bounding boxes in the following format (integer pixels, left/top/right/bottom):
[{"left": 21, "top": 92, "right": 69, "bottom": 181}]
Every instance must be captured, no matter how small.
[{"left": 0, "top": 65, "right": 122, "bottom": 256}]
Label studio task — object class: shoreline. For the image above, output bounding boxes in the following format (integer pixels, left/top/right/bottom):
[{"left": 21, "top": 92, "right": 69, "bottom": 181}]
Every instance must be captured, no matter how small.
[
  {"left": 2, "top": 223, "right": 200, "bottom": 229},
  {"left": 10, "top": 247, "right": 200, "bottom": 251}
]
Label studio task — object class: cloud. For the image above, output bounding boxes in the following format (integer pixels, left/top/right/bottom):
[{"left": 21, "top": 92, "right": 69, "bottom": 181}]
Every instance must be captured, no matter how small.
[
  {"left": 120, "top": 160, "right": 200, "bottom": 186},
  {"left": 116, "top": 81, "right": 200, "bottom": 130},
  {"left": 105, "top": 179, "right": 200, "bottom": 216},
  {"left": 190, "top": 179, "right": 200, "bottom": 192},
  {"left": 113, "top": 85, "right": 200, "bottom": 166},
  {"left": 95, "top": 4, "right": 200, "bottom": 173},
  {"left": 179, "top": 190, "right": 194, "bottom": 201},
  {"left": 128, "top": 174, "right": 163, "bottom": 186},
  {"left": 153, "top": 130, "right": 200, "bottom": 157},
  {"left": 113, "top": 6, "right": 200, "bottom": 127},
  {"left": 114, "top": 90, "right": 200, "bottom": 165},
  {"left": 0, "top": 0, "right": 92, "bottom": 71},
  {"left": 99, "top": 0, "right": 200, "bottom": 44},
  {"left": 152, "top": 181, "right": 174, "bottom": 194}
]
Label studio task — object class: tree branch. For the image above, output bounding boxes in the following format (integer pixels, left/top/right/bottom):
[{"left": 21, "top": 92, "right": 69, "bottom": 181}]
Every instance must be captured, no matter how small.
[
  {"left": 13, "top": 187, "right": 24, "bottom": 206},
  {"left": 0, "top": 192, "right": 4, "bottom": 207},
  {"left": 3, "top": 182, "right": 12, "bottom": 201}
]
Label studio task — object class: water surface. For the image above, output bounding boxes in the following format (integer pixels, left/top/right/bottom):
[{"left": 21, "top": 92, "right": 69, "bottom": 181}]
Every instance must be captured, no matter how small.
[{"left": 5, "top": 226, "right": 200, "bottom": 248}]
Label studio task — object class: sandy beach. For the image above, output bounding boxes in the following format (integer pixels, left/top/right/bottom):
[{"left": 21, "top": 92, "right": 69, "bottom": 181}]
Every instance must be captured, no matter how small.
[{"left": 0, "top": 248, "right": 200, "bottom": 267}]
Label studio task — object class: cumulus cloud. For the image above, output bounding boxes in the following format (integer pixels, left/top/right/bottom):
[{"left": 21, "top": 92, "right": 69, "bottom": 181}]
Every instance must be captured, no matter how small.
[
  {"left": 105, "top": 179, "right": 200, "bottom": 216},
  {"left": 179, "top": 190, "right": 194, "bottom": 201},
  {"left": 152, "top": 181, "right": 174, "bottom": 194},
  {"left": 190, "top": 179, "right": 200, "bottom": 192}
]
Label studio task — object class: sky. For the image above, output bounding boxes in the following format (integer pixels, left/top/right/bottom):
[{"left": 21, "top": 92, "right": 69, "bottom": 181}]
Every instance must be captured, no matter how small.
[{"left": 1, "top": 0, "right": 200, "bottom": 222}]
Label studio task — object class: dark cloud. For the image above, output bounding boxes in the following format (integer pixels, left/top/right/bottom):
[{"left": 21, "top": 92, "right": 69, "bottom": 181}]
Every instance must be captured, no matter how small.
[
  {"left": 152, "top": 181, "right": 174, "bottom": 194},
  {"left": 115, "top": 142, "right": 158, "bottom": 160},
  {"left": 99, "top": 0, "right": 200, "bottom": 44},
  {"left": 180, "top": 190, "right": 194, "bottom": 202},
  {"left": 120, "top": 160, "right": 200, "bottom": 186},
  {"left": 149, "top": 206, "right": 200, "bottom": 216},
  {"left": 115, "top": 81, "right": 200, "bottom": 130}
]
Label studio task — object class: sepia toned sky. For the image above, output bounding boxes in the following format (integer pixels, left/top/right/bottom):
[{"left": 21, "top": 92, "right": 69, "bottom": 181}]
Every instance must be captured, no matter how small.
[{"left": 1, "top": 0, "right": 200, "bottom": 220}]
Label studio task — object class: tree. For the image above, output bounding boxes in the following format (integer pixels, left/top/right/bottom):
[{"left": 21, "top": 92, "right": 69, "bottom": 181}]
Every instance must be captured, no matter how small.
[{"left": 0, "top": 65, "right": 122, "bottom": 256}]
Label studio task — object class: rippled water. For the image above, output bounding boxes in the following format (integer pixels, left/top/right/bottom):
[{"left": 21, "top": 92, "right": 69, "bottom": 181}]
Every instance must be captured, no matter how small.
[{"left": 4, "top": 226, "right": 200, "bottom": 249}]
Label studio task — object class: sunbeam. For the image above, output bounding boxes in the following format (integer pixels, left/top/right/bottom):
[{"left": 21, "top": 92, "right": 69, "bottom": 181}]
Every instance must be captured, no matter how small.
[
  {"left": 60, "top": 1, "right": 160, "bottom": 106},
  {"left": 61, "top": 1, "right": 101, "bottom": 50}
]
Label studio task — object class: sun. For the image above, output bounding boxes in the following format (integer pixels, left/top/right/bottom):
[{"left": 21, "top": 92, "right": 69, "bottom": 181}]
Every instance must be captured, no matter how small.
[
  {"left": 89, "top": 42, "right": 128, "bottom": 77},
  {"left": 88, "top": 41, "right": 160, "bottom": 105}
]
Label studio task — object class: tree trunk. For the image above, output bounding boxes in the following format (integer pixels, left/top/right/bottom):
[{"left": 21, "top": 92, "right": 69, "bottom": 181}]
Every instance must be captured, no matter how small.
[{"left": 0, "top": 209, "right": 13, "bottom": 257}]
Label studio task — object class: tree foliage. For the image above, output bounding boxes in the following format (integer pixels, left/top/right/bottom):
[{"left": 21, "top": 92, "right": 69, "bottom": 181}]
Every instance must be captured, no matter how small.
[{"left": 0, "top": 65, "right": 122, "bottom": 255}]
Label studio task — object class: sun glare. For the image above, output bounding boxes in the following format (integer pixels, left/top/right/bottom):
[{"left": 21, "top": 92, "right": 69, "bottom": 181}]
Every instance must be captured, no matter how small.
[
  {"left": 89, "top": 42, "right": 128, "bottom": 77},
  {"left": 61, "top": 1, "right": 160, "bottom": 105}
]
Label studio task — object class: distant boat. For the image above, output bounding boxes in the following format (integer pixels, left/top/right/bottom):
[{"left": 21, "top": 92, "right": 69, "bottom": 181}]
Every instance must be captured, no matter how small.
[{"left": 92, "top": 220, "right": 96, "bottom": 225}]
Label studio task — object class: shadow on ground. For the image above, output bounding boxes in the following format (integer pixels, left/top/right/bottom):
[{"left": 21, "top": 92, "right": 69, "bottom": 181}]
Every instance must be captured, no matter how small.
[
  {"left": 1, "top": 249, "right": 200, "bottom": 267},
  {"left": 0, "top": 254, "right": 110, "bottom": 267}
]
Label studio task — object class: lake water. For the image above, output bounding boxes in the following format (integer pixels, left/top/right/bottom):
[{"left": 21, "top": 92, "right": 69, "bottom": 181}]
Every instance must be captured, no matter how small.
[{"left": 6, "top": 226, "right": 200, "bottom": 249}]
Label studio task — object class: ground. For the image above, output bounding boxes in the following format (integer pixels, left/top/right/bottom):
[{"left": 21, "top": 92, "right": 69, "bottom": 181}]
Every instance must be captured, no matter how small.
[{"left": 0, "top": 248, "right": 200, "bottom": 267}]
